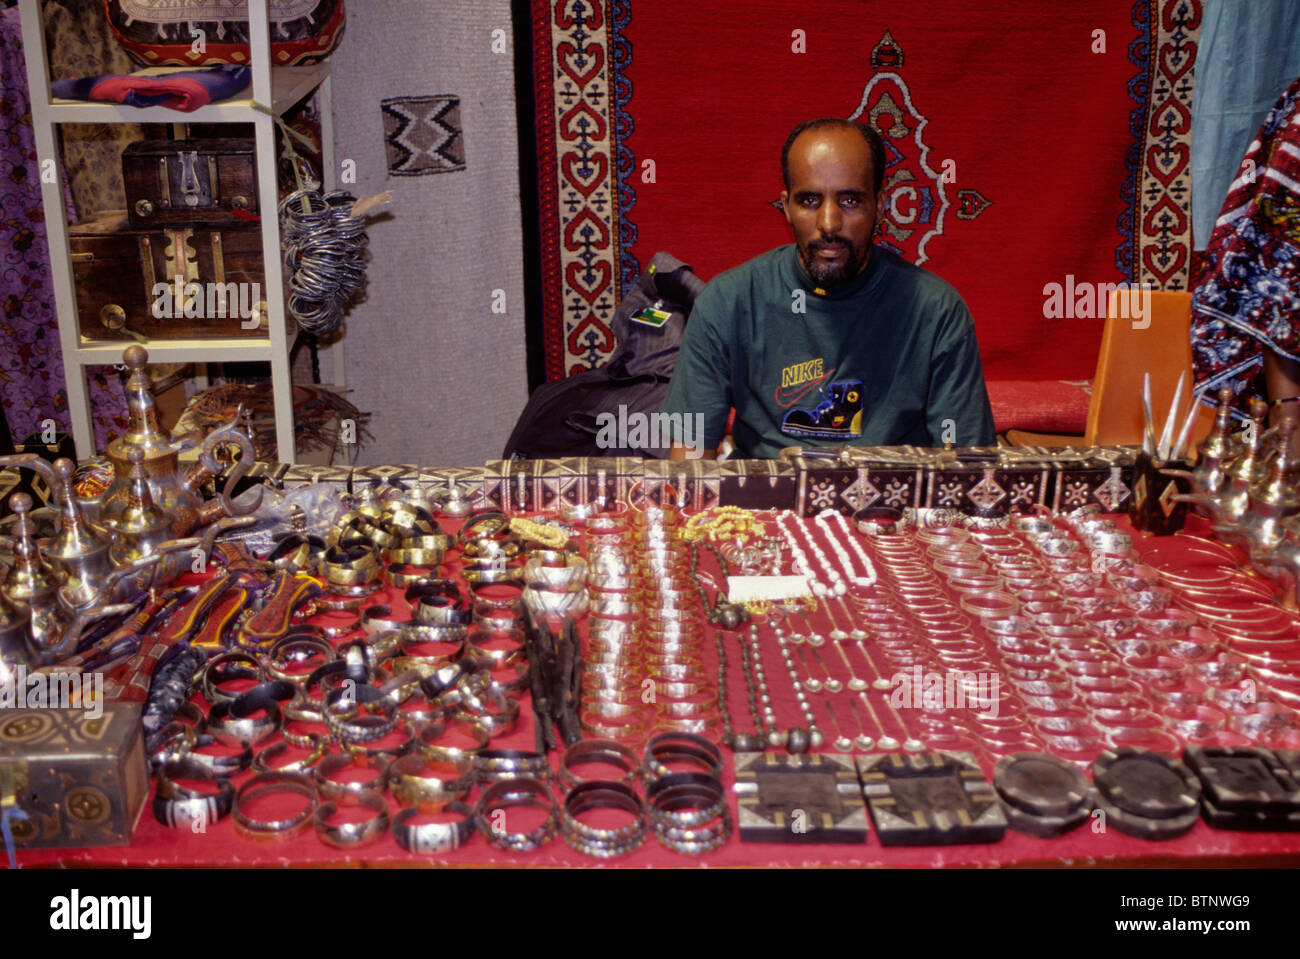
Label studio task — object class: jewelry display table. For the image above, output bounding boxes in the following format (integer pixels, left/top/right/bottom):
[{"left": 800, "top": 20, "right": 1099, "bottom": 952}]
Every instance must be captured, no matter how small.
[{"left": 13, "top": 500, "right": 1300, "bottom": 869}]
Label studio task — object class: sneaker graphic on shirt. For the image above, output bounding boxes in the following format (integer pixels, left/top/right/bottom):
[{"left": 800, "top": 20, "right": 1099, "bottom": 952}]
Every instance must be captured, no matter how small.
[{"left": 781, "top": 379, "right": 864, "bottom": 439}]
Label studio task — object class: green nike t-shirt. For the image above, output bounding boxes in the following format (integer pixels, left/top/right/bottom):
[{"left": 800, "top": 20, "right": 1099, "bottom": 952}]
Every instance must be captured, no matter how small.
[{"left": 661, "top": 244, "right": 995, "bottom": 458}]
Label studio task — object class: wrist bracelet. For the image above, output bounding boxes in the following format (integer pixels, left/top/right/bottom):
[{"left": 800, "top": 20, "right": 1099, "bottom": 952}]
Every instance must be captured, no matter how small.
[
  {"left": 253, "top": 736, "right": 328, "bottom": 775},
  {"left": 522, "top": 553, "right": 587, "bottom": 590},
  {"left": 453, "top": 700, "right": 519, "bottom": 740},
  {"left": 321, "top": 546, "right": 381, "bottom": 587},
  {"left": 646, "top": 772, "right": 728, "bottom": 829},
  {"left": 314, "top": 789, "right": 391, "bottom": 848},
  {"left": 233, "top": 771, "right": 317, "bottom": 841},
  {"left": 580, "top": 711, "right": 648, "bottom": 742},
  {"left": 644, "top": 732, "right": 723, "bottom": 780},
  {"left": 646, "top": 773, "right": 731, "bottom": 853},
  {"left": 207, "top": 693, "right": 283, "bottom": 747},
  {"left": 395, "top": 629, "right": 465, "bottom": 674},
  {"left": 310, "top": 588, "right": 375, "bottom": 611},
  {"left": 392, "top": 801, "right": 475, "bottom": 854},
  {"left": 487, "top": 659, "right": 531, "bottom": 695},
  {"left": 475, "top": 777, "right": 558, "bottom": 852},
  {"left": 267, "top": 534, "right": 328, "bottom": 574},
  {"left": 387, "top": 547, "right": 449, "bottom": 567},
  {"left": 388, "top": 753, "right": 475, "bottom": 811},
  {"left": 267, "top": 634, "right": 335, "bottom": 688},
  {"left": 561, "top": 781, "right": 648, "bottom": 857},
  {"left": 201, "top": 651, "right": 264, "bottom": 707},
  {"left": 472, "top": 607, "right": 524, "bottom": 632},
  {"left": 397, "top": 534, "right": 455, "bottom": 553},
  {"left": 359, "top": 604, "right": 408, "bottom": 636},
  {"left": 387, "top": 563, "right": 444, "bottom": 589},
  {"left": 464, "top": 627, "right": 527, "bottom": 669},
  {"left": 394, "top": 689, "right": 444, "bottom": 728},
  {"left": 383, "top": 500, "right": 439, "bottom": 534},
  {"left": 469, "top": 581, "right": 526, "bottom": 612},
  {"left": 305, "top": 657, "right": 374, "bottom": 704},
  {"left": 559, "top": 739, "right": 642, "bottom": 790},
  {"left": 187, "top": 734, "right": 254, "bottom": 776},
  {"left": 147, "top": 721, "right": 198, "bottom": 770},
  {"left": 653, "top": 715, "right": 721, "bottom": 736},
  {"left": 282, "top": 701, "right": 327, "bottom": 749},
  {"left": 523, "top": 584, "right": 589, "bottom": 619},
  {"left": 314, "top": 752, "right": 392, "bottom": 800},
  {"left": 458, "top": 511, "right": 509, "bottom": 545},
  {"left": 461, "top": 566, "right": 525, "bottom": 587},
  {"left": 461, "top": 536, "right": 523, "bottom": 562},
  {"left": 340, "top": 731, "right": 416, "bottom": 763},
  {"left": 153, "top": 758, "right": 235, "bottom": 829},
  {"left": 324, "top": 685, "right": 399, "bottom": 745},
  {"left": 366, "top": 669, "right": 426, "bottom": 713},
  {"left": 418, "top": 716, "right": 489, "bottom": 765},
  {"left": 475, "top": 749, "right": 552, "bottom": 785}
]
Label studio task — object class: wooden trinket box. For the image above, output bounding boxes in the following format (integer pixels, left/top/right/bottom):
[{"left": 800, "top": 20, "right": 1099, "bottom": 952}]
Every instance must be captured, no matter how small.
[
  {"left": 123, "top": 138, "right": 258, "bottom": 226},
  {"left": 0, "top": 701, "right": 148, "bottom": 849},
  {"left": 69, "top": 213, "right": 266, "bottom": 342}
]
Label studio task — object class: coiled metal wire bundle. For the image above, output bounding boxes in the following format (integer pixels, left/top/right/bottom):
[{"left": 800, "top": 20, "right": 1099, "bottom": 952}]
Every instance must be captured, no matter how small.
[{"left": 279, "top": 189, "right": 369, "bottom": 335}]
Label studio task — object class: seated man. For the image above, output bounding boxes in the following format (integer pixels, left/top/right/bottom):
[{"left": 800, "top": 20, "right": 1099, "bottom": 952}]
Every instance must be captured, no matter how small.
[{"left": 662, "top": 117, "right": 995, "bottom": 459}]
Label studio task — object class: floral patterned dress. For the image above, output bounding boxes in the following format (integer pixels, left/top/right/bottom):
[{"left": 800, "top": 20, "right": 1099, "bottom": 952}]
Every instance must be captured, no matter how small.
[{"left": 1191, "top": 75, "right": 1300, "bottom": 411}]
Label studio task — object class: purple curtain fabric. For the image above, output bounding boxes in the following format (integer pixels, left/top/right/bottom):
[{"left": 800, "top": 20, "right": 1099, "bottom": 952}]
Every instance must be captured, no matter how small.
[{"left": 0, "top": 5, "right": 126, "bottom": 451}]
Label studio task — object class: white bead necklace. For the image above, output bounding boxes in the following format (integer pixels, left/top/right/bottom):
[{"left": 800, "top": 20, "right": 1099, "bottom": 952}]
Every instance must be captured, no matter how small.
[
  {"left": 776, "top": 510, "right": 844, "bottom": 597},
  {"left": 816, "top": 508, "right": 877, "bottom": 587},
  {"left": 774, "top": 510, "right": 824, "bottom": 596}
]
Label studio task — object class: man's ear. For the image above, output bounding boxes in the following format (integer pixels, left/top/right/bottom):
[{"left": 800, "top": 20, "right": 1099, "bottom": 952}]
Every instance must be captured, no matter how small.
[
  {"left": 780, "top": 189, "right": 793, "bottom": 226},
  {"left": 875, "top": 189, "right": 887, "bottom": 224}
]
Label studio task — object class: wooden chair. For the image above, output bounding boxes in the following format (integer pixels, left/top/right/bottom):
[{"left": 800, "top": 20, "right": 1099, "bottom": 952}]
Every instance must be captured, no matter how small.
[{"left": 1004, "top": 290, "right": 1215, "bottom": 449}]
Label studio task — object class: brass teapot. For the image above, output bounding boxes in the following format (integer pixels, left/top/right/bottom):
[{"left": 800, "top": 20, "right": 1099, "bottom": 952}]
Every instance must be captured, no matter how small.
[
  {"left": 0, "top": 493, "right": 138, "bottom": 667},
  {"left": 90, "top": 345, "right": 262, "bottom": 536}
]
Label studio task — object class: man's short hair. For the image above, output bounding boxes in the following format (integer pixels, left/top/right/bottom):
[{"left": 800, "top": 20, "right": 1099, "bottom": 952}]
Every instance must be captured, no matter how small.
[{"left": 781, "top": 118, "right": 886, "bottom": 196}]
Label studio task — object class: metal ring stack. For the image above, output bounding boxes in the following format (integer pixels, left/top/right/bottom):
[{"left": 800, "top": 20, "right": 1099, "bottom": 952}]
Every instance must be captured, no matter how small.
[{"left": 279, "top": 188, "right": 368, "bottom": 335}]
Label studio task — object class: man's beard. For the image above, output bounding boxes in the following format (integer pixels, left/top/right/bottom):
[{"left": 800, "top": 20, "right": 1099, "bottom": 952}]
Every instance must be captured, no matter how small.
[{"left": 800, "top": 235, "right": 869, "bottom": 290}]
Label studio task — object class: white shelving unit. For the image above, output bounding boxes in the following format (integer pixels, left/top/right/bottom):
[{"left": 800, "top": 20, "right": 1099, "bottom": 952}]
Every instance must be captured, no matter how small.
[{"left": 19, "top": 0, "right": 342, "bottom": 462}]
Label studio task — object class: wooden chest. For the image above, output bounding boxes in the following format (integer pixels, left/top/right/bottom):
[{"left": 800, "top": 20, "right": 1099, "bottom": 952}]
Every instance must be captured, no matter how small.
[
  {"left": 0, "top": 699, "right": 149, "bottom": 849},
  {"left": 123, "top": 138, "right": 258, "bottom": 227},
  {"left": 69, "top": 213, "right": 267, "bottom": 341}
]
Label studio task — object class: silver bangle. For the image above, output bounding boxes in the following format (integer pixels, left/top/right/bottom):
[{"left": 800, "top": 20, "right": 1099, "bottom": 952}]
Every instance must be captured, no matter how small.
[
  {"left": 232, "top": 771, "right": 317, "bottom": 841},
  {"left": 315, "top": 789, "right": 391, "bottom": 848}
]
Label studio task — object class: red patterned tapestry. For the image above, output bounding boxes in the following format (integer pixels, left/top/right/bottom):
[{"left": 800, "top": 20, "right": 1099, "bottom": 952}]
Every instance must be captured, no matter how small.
[{"left": 530, "top": 0, "right": 1201, "bottom": 412}]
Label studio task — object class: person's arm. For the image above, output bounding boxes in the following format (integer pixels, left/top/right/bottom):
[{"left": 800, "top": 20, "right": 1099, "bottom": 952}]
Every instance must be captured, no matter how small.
[
  {"left": 926, "top": 297, "right": 996, "bottom": 447},
  {"left": 661, "top": 283, "right": 733, "bottom": 455},
  {"left": 669, "top": 442, "right": 716, "bottom": 460}
]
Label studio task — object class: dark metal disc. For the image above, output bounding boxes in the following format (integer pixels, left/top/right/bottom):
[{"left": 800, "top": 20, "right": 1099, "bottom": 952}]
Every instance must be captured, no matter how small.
[
  {"left": 1093, "top": 747, "right": 1201, "bottom": 820},
  {"left": 994, "top": 752, "right": 1091, "bottom": 819},
  {"left": 1093, "top": 790, "right": 1199, "bottom": 841}
]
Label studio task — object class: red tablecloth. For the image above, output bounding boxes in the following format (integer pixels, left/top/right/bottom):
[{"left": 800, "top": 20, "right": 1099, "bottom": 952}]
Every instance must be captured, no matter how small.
[{"left": 16, "top": 514, "right": 1300, "bottom": 868}]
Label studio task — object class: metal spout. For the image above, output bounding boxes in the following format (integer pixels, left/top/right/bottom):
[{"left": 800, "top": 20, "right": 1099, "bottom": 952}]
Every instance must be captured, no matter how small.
[
  {"left": 2, "top": 492, "right": 63, "bottom": 608},
  {"left": 43, "top": 458, "right": 113, "bottom": 592},
  {"left": 1247, "top": 540, "right": 1300, "bottom": 612},
  {"left": 181, "top": 410, "right": 263, "bottom": 517},
  {"left": 1192, "top": 387, "right": 1241, "bottom": 495}
]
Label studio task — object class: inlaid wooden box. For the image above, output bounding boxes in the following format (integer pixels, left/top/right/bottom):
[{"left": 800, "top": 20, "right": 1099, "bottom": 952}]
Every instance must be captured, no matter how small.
[
  {"left": 70, "top": 213, "right": 266, "bottom": 342},
  {"left": 123, "top": 138, "right": 258, "bottom": 226}
]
